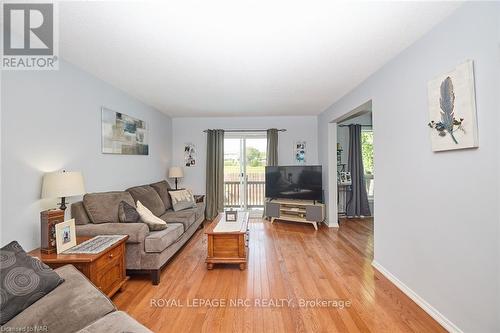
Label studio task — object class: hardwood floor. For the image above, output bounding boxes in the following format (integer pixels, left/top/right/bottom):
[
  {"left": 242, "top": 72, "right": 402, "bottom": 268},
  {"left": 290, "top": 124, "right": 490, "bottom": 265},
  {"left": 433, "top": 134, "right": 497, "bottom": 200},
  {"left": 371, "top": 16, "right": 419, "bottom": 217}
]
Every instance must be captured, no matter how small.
[{"left": 113, "top": 218, "right": 446, "bottom": 333}]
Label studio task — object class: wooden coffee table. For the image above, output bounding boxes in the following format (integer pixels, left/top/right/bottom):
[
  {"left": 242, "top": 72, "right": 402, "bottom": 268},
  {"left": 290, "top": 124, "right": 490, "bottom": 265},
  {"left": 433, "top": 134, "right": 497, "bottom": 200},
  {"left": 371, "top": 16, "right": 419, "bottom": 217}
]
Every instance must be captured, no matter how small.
[
  {"left": 29, "top": 236, "right": 129, "bottom": 298},
  {"left": 205, "top": 212, "right": 249, "bottom": 270}
]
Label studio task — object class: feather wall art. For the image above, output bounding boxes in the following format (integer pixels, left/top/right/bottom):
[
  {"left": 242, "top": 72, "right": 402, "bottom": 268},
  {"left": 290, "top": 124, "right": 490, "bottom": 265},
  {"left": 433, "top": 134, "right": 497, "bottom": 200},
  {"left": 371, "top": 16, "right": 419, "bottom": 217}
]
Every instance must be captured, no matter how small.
[{"left": 427, "top": 60, "right": 478, "bottom": 151}]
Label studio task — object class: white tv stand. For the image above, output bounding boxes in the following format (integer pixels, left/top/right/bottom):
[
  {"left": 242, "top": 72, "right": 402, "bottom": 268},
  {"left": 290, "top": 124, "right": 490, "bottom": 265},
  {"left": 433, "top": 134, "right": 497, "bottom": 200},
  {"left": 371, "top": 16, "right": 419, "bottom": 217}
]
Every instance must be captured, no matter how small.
[{"left": 265, "top": 199, "right": 325, "bottom": 230}]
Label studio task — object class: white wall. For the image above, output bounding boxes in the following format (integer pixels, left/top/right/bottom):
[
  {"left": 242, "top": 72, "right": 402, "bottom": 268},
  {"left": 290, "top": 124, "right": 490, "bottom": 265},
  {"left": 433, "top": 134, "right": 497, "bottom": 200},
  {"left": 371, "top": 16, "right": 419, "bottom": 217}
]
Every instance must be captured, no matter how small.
[
  {"left": 318, "top": 3, "right": 499, "bottom": 332},
  {"left": 1, "top": 60, "right": 172, "bottom": 251},
  {"left": 0, "top": 72, "right": 3, "bottom": 246},
  {"left": 171, "top": 116, "right": 318, "bottom": 194}
]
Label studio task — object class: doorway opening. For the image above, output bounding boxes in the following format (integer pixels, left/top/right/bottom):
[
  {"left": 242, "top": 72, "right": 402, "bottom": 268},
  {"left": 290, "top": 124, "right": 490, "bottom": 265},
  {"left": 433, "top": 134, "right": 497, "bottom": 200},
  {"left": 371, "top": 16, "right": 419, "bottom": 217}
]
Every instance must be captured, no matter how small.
[
  {"left": 223, "top": 133, "right": 267, "bottom": 216},
  {"left": 337, "top": 110, "right": 374, "bottom": 219},
  {"left": 326, "top": 100, "right": 374, "bottom": 227}
]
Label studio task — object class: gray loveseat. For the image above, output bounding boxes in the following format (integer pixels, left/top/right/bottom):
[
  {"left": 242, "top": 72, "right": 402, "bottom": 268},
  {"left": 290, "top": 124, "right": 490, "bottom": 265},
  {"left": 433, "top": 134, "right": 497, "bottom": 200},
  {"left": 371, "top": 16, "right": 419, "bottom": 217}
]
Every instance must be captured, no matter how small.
[
  {"left": 2, "top": 265, "right": 151, "bottom": 333},
  {"left": 71, "top": 180, "right": 205, "bottom": 284}
]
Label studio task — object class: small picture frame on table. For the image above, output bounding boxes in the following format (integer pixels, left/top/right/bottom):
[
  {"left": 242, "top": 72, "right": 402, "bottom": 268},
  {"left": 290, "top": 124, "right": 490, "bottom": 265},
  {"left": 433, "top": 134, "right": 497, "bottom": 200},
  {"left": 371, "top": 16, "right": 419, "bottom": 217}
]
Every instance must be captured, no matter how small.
[
  {"left": 55, "top": 219, "right": 77, "bottom": 253},
  {"left": 225, "top": 210, "right": 238, "bottom": 222}
]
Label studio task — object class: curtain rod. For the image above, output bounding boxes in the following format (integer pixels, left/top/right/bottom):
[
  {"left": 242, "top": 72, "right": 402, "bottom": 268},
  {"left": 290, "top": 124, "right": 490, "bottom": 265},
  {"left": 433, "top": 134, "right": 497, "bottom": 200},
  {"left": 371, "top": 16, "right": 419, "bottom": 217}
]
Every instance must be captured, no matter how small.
[
  {"left": 338, "top": 124, "right": 372, "bottom": 128},
  {"left": 203, "top": 129, "right": 287, "bottom": 133}
]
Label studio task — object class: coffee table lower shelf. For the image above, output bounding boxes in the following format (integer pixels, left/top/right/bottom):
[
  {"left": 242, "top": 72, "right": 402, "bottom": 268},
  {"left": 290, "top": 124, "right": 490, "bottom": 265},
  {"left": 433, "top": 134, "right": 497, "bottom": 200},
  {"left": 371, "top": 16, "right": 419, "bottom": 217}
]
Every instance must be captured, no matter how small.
[{"left": 206, "top": 253, "right": 249, "bottom": 271}]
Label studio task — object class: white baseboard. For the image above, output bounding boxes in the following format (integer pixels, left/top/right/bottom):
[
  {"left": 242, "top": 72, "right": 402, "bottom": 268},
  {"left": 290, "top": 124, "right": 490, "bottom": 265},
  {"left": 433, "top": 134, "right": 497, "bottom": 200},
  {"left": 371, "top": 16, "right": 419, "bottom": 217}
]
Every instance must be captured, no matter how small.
[
  {"left": 371, "top": 260, "right": 463, "bottom": 333},
  {"left": 323, "top": 218, "right": 339, "bottom": 228}
]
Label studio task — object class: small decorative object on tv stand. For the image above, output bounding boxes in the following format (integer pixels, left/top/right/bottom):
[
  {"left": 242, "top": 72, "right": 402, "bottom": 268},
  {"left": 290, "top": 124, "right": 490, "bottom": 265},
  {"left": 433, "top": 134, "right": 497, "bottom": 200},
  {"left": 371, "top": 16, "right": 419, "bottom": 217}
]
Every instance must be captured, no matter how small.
[{"left": 265, "top": 199, "right": 325, "bottom": 230}]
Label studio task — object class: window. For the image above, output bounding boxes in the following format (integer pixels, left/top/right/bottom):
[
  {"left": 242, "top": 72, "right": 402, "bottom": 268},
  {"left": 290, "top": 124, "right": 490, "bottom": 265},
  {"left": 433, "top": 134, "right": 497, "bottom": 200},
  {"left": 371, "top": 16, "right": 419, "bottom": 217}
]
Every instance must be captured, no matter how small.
[
  {"left": 361, "top": 130, "right": 374, "bottom": 197},
  {"left": 361, "top": 130, "right": 373, "bottom": 175},
  {"left": 223, "top": 134, "right": 267, "bottom": 210}
]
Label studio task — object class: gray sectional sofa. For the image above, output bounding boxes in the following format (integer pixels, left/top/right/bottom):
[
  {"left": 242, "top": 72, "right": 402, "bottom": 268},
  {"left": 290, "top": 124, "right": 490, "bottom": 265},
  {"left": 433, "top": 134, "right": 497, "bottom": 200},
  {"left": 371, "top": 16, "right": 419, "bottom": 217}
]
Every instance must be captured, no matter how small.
[
  {"left": 2, "top": 265, "right": 151, "bottom": 333},
  {"left": 71, "top": 180, "right": 205, "bottom": 284}
]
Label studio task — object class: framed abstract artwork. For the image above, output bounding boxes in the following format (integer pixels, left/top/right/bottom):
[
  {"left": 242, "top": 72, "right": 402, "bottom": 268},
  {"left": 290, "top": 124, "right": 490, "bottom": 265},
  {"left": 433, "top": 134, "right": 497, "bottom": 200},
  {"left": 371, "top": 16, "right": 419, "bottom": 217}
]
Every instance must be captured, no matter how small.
[
  {"left": 427, "top": 60, "right": 478, "bottom": 152},
  {"left": 101, "top": 107, "right": 149, "bottom": 155}
]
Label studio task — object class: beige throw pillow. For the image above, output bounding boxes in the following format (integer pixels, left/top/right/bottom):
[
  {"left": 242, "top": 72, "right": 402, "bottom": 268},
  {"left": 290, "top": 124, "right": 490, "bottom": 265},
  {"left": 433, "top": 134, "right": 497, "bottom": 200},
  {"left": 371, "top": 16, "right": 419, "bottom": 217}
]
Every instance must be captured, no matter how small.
[{"left": 136, "top": 201, "right": 168, "bottom": 231}]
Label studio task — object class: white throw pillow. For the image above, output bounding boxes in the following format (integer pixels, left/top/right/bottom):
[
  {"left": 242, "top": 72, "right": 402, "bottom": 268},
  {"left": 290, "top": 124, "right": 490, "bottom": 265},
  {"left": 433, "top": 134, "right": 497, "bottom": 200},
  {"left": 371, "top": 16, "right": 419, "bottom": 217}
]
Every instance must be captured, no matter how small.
[{"left": 136, "top": 201, "right": 168, "bottom": 231}]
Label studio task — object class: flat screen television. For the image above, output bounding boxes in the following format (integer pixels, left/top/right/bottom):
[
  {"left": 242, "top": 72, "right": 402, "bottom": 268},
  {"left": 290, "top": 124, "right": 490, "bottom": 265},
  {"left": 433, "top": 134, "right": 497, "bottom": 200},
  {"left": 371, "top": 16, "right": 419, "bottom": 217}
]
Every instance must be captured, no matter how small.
[{"left": 265, "top": 165, "right": 323, "bottom": 202}]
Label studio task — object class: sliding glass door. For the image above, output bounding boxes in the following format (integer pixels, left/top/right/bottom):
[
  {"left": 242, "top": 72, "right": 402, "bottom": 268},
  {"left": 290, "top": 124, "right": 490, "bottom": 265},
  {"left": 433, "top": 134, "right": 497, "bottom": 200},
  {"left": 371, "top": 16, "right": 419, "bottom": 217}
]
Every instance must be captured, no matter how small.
[{"left": 223, "top": 133, "right": 267, "bottom": 212}]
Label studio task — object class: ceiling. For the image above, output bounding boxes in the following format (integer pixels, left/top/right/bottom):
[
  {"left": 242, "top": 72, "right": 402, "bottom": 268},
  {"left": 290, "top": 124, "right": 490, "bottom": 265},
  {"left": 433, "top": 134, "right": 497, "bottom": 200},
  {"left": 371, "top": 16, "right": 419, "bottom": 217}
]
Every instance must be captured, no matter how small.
[{"left": 59, "top": 1, "right": 462, "bottom": 117}]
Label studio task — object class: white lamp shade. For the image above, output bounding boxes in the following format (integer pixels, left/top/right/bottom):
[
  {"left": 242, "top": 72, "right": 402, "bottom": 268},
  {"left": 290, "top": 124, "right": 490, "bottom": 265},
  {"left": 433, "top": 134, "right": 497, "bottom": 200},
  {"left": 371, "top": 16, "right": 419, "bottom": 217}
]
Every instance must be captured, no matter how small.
[
  {"left": 168, "top": 166, "right": 184, "bottom": 178},
  {"left": 41, "top": 171, "right": 86, "bottom": 199}
]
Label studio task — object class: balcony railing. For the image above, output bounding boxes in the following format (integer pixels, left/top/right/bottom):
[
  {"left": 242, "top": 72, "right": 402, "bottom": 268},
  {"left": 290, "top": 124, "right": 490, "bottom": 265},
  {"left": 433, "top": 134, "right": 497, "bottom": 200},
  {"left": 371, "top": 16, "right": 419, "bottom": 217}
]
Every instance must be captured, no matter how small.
[{"left": 224, "top": 181, "right": 265, "bottom": 208}]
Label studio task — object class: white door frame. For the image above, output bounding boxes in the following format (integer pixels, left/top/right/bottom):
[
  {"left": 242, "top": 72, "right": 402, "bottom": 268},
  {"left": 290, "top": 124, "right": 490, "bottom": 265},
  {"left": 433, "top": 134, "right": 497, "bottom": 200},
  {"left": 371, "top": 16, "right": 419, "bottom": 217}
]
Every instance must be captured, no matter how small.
[
  {"left": 239, "top": 137, "right": 247, "bottom": 210},
  {"left": 327, "top": 122, "right": 339, "bottom": 227},
  {"left": 326, "top": 100, "right": 372, "bottom": 228}
]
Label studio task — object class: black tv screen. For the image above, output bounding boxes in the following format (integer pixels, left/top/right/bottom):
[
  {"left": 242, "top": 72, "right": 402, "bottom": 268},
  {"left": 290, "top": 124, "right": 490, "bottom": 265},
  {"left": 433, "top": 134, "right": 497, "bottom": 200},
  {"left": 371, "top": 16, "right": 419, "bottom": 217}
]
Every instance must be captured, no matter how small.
[{"left": 265, "top": 165, "right": 322, "bottom": 201}]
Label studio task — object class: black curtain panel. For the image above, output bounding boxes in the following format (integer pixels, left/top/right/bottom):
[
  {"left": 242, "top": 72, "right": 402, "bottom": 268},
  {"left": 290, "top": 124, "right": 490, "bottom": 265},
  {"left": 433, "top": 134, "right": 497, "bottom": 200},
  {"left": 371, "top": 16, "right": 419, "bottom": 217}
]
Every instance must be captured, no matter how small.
[{"left": 346, "top": 124, "right": 371, "bottom": 217}]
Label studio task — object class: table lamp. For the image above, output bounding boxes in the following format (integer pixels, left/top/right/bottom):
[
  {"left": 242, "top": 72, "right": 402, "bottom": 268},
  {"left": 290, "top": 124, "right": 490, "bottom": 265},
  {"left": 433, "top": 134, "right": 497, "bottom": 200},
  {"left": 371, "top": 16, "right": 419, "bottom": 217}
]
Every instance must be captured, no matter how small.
[
  {"left": 41, "top": 170, "right": 86, "bottom": 210},
  {"left": 168, "top": 166, "right": 184, "bottom": 190}
]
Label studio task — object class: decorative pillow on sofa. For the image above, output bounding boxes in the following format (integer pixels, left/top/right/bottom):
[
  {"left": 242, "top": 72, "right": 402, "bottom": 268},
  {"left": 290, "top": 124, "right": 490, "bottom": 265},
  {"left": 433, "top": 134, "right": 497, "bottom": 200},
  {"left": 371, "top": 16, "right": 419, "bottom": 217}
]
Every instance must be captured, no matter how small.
[
  {"left": 118, "top": 201, "right": 140, "bottom": 223},
  {"left": 169, "top": 189, "right": 197, "bottom": 212},
  {"left": 0, "top": 241, "right": 64, "bottom": 325},
  {"left": 136, "top": 201, "right": 168, "bottom": 231}
]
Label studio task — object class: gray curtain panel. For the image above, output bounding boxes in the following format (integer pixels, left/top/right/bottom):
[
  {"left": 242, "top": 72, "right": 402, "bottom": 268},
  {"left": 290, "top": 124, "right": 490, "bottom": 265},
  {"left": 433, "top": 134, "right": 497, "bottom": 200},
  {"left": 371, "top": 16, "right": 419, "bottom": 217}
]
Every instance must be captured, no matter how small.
[
  {"left": 205, "top": 129, "right": 224, "bottom": 220},
  {"left": 263, "top": 128, "right": 279, "bottom": 218},
  {"left": 346, "top": 124, "right": 371, "bottom": 217},
  {"left": 266, "top": 128, "right": 279, "bottom": 166}
]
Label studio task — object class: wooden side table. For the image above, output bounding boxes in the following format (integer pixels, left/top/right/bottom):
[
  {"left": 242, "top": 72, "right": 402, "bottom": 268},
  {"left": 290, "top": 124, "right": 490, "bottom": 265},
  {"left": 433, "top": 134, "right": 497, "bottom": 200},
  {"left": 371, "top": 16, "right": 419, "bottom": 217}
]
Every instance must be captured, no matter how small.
[{"left": 29, "top": 236, "right": 129, "bottom": 298}]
